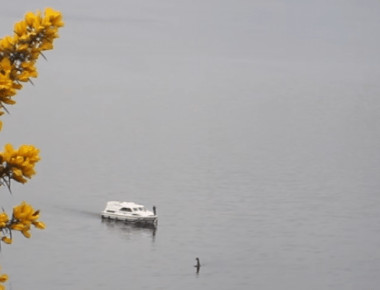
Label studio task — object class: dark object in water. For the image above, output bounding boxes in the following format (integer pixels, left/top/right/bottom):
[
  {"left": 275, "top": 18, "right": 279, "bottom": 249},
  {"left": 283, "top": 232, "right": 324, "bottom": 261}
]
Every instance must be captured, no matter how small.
[
  {"left": 194, "top": 257, "right": 200, "bottom": 273},
  {"left": 153, "top": 205, "right": 156, "bottom": 215}
]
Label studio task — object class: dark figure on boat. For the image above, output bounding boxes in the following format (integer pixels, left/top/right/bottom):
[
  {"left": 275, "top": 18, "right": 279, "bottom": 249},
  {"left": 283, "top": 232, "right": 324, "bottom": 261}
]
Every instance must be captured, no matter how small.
[{"left": 194, "top": 257, "right": 200, "bottom": 273}]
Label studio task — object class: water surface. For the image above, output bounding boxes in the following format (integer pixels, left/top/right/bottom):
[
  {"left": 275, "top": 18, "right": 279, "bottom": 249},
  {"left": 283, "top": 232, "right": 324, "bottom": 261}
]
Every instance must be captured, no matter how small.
[{"left": 1, "top": 1, "right": 380, "bottom": 289}]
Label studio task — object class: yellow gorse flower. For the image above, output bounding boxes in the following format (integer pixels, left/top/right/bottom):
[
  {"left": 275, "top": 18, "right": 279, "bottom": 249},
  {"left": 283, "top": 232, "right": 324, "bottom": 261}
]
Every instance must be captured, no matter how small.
[
  {"left": 0, "top": 274, "right": 8, "bottom": 283},
  {"left": 0, "top": 212, "right": 9, "bottom": 228},
  {"left": 11, "top": 201, "right": 45, "bottom": 238},
  {"left": 1, "top": 236, "right": 12, "bottom": 245},
  {"left": 0, "top": 267, "right": 8, "bottom": 290},
  {"left": 0, "top": 143, "right": 40, "bottom": 184},
  {"left": 0, "top": 7, "right": 64, "bottom": 125},
  {"left": 13, "top": 201, "right": 38, "bottom": 222},
  {"left": 0, "top": 8, "right": 61, "bottom": 288},
  {"left": 0, "top": 201, "right": 45, "bottom": 247}
]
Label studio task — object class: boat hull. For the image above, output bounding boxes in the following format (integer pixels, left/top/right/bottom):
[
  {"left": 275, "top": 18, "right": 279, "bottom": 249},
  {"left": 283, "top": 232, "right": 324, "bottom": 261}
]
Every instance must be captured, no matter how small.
[{"left": 101, "top": 212, "right": 158, "bottom": 225}]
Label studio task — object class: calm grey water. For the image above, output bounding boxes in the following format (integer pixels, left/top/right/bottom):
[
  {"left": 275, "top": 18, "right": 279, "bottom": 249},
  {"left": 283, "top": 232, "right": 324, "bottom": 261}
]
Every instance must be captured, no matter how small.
[{"left": 1, "top": 1, "right": 380, "bottom": 289}]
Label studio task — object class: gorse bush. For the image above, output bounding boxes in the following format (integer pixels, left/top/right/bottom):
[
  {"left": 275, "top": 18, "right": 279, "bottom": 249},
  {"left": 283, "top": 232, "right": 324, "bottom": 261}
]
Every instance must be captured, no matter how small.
[{"left": 0, "top": 8, "right": 64, "bottom": 289}]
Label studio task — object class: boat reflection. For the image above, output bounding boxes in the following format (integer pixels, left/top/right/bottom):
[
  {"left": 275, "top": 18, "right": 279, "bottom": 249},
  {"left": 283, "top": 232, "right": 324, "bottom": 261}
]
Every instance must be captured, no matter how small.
[{"left": 101, "top": 218, "right": 157, "bottom": 241}]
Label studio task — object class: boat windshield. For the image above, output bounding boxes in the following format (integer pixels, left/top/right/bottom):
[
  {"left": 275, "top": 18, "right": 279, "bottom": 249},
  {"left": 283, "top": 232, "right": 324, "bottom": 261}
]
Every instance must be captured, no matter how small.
[
  {"left": 131, "top": 207, "right": 146, "bottom": 211},
  {"left": 120, "top": 207, "right": 132, "bottom": 212}
]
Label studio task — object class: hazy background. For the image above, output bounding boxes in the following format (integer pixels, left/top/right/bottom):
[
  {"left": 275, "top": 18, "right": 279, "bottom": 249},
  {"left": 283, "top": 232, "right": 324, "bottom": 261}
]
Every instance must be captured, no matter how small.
[{"left": 0, "top": 1, "right": 380, "bottom": 289}]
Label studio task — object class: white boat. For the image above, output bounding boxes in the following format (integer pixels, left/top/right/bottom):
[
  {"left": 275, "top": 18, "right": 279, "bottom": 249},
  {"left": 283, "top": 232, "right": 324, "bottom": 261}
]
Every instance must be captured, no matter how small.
[{"left": 101, "top": 201, "right": 157, "bottom": 225}]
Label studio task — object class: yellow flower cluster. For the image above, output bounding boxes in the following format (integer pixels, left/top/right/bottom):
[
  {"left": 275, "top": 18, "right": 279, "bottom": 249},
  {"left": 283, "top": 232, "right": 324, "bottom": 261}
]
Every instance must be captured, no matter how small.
[
  {"left": 11, "top": 201, "right": 45, "bottom": 238},
  {"left": 0, "top": 211, "right": 10, "bottom": 244},
  {"left": 0, "top": 7, "right": 64, "bottom": 128},
  {"left": 0, "top": 267, "right": 8, "bottom": 290},
  {"left": 0, "top": 202, "right": 45, "bottom": 244},
  {"left": 0, "top": 144, "right": 40, "bottom": 184},
  {"left": 0, "top": 8, "right": 62, "bottom": 289},
  {"left": 0, "top": 203, "right": 44, "bottom": 290}
]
